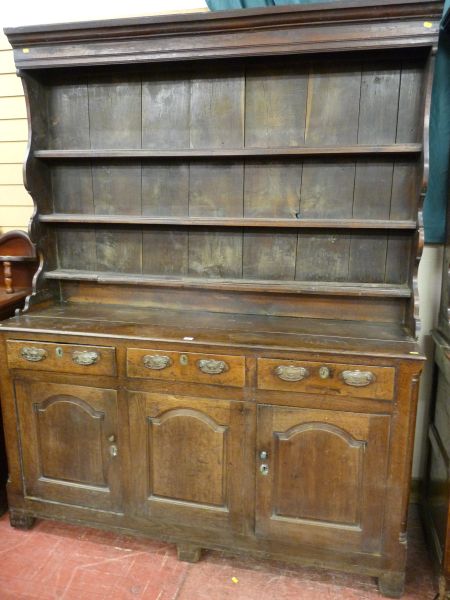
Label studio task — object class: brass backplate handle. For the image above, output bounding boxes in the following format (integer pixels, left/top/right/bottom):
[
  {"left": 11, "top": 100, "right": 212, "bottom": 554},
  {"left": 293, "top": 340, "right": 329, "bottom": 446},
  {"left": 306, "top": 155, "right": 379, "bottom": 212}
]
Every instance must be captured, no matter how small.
[
  {"left": 143, "top": 355, "right": 172, "bottom": 370},
  {"left": 72, "top": 350, "right": 99, "bottom": 366},
  {"left": 275, "top": 365, "right": 309, "bottom": 382},
  {"left": 21, "top": 347, "right": 47, "bottom": 362},
  {"left": 197, "top": 359, "right": 228, "bottom": 375},
  {"left": 341, "top": 370, "right": 376, "bottom": 387}
]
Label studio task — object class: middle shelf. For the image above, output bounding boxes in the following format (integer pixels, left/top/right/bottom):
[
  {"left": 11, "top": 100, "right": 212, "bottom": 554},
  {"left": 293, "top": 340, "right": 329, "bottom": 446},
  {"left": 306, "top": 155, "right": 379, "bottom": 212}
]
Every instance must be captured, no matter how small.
[
  {"left": 39, "top": 215, "right": 418, "bottom": 230},
  {"left": 33, "top": 144, "right": 423, "bottom": 160}
]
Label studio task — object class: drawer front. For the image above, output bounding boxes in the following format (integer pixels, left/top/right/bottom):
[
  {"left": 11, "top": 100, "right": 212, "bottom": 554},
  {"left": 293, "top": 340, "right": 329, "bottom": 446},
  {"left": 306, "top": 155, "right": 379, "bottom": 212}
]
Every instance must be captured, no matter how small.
[
  {"left": 7, "top": 340, "right": 116, "bottom": 376},
  {"left": 127, "top": 348, "right": 245, "bottom": 387},
  {"left": 257, "top": 358, "right": 395, "bottom": 400}
]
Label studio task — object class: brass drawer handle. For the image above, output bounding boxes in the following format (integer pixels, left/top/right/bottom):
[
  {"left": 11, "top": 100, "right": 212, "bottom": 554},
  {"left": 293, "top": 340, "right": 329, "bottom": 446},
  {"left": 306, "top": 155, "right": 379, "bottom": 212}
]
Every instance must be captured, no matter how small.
[
  {"left": 341, "top": 370, "right": 376, "bottom": 387},
  {"left": 143, "top": 355, "right": 172, "bottom": 370},
  {"left": 72, "top": 350, "right": 99, "bottom": 366},
  {"left": 275, "top": 365, "right": 309, "bottom": 382},
  {"left": 197, "top": 359, "right": 228, "bottom": 375},
  {"left": 20, "top": 347, "right": 47, "bottom": 362}
]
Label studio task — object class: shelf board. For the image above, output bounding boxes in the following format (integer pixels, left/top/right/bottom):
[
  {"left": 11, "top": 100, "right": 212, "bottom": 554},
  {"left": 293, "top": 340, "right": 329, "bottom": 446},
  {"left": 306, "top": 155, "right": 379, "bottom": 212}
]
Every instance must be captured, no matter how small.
[
  {"left": 34, "top": 144, "right": 422, "bottom": 159},
  {"left": 38, "top": 214, "right": 418, "bottom": 230},
  {"left": 45, "top": 269, "right": 412, "bottom": 298}
]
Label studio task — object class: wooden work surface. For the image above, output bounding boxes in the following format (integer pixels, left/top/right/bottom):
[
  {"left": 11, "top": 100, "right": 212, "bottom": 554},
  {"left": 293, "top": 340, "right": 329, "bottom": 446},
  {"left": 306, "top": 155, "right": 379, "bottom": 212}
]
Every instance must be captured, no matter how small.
[{"left": 0, "top": 302, "right": 420, "bottom": 358}]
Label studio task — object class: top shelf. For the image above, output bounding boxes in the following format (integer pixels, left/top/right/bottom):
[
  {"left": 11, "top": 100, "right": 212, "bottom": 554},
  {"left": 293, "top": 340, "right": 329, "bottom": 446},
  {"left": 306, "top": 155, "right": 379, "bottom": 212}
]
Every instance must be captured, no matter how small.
[{"left": 34, "top": 144, "right": 423, "bottom": 160}]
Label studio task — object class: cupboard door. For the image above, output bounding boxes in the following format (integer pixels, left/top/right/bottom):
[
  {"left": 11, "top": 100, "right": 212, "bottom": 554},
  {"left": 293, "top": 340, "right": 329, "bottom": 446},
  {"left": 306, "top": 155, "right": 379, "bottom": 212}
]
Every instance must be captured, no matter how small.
[
  {"left": 15, "top": 380, "right": 122, "bottom": 512},
  {"left": 128, "top": 392, "right": 252, "bottom": 534},
  {"left": 256, "top": 405, "right": 390, "bottom": 553}
]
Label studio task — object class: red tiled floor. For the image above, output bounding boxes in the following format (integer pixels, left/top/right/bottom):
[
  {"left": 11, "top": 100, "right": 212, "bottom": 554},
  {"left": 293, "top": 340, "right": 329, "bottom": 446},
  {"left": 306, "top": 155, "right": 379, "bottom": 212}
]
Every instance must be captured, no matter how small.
[{"left": 0, "top": 506, "right": 437, "bottom": 600}]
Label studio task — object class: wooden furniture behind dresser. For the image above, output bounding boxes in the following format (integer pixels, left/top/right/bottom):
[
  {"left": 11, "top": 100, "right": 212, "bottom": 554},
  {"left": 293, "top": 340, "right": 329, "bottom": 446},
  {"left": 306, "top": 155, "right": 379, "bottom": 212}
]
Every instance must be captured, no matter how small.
[
  {"left": 422, "top": 188, "right": 450, "bottom": 596},
  {"left": 1, "top": 1, "right": 442, "bottom": 596},
  {"left": 0, "top": 231, "right": 37, "bottom": 514}
]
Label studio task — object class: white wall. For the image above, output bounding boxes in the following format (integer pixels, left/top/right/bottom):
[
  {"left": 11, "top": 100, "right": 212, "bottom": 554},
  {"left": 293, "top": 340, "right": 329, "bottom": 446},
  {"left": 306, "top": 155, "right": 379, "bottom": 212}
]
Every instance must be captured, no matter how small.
[
  {"left": 414, "top": 244, "right": 444, "bottom": 477},
  {"left": 2, "top": 0, "right": 208, "bottom": 27}
]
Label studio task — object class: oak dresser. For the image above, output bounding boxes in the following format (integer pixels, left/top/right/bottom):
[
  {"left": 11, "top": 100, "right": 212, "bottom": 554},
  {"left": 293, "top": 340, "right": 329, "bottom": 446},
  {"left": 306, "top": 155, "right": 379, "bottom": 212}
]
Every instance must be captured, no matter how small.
[{"left": 1, "top": 1, "right": 442, "bottom": 596}]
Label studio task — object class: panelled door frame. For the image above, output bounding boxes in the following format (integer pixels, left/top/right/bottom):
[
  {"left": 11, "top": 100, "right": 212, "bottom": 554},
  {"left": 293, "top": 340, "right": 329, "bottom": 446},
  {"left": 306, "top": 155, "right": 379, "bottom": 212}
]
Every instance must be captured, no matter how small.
[
  {"left": 128, "top": 390, "right": 253, "bottom": 535},
  {"left": 255, "top": 404, "right": 390, "bottom": 554},
  {"left": 14, "top": 379, "right": 122, "bottom": 512}
]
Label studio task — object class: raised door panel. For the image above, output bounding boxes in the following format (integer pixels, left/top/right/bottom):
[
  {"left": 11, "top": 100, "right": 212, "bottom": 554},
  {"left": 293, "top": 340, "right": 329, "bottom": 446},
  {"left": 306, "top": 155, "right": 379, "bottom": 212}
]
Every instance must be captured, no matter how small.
[
  {"left": 15, "top": 380, "right": 122, "bottom": 512},
  {"left": 256, "top": 405, "right": 390, "bottom": 553},
  {"left": 128, "top": 392, "right": 252, "bottom": 534}
]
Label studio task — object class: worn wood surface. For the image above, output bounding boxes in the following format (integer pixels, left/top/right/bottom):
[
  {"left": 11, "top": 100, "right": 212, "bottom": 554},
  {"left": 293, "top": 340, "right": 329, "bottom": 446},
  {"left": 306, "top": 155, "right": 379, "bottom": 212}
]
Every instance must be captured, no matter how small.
[{"left": 0, "top": 3, "right": 436, "bottom": 595}]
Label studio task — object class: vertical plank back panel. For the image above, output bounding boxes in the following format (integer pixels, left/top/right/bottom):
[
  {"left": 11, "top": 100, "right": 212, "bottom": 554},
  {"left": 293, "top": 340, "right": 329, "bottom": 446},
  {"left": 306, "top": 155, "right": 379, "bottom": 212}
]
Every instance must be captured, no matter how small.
[
  {"left": 244, "top": 161, "right": 300, "bottom": 279},
  {"left": 142, "top": 229, "right": 188, "bottom": 276},
  {"left": 92, "top": 163, "right": 142, "bottom": 215},
  {"left": 57, "top": 226, "right": 97, "bottom": 271},
  {"left": 96, "top": 227, "right": 142, "bottom": 274},
  {"left": 244, "top": 162, "right": 301, "bottom": 218},
  {"left": 47, "top": 82, "right": 89, "bottom": 149},
  {"left": 243, "top": 230, "right": 297, "bottom": 280},
  {"left": 299, "top": 160, "right": 355, "bottom": 218},
  {"left": 188, "top": 73, "right": 244, "bottom": 279},
  {"left": 385, "top": 234, "right": 412, "bottom": 284},
  {"left": 396, "top": 61, "right": 425, "bottom": 143},
  {"left": 190, "top": 163, "right": 244, "bottom": 218},
  {"left": 305, "top": 65, "right": 361, "bottom": 145},
  {"left": 296, "top": 232, "right": 351, "bottom": 282},
  {"left": 51, "top": 163, "right": 94, "bottom": 214},
  {"left": 142, "top": 77, "right": 190, "bottom": 149},
  {"left": 390, "top": 161, "right": 418, "bottom": 220},
  {"left": 142, "top": 164, "right": 189, "bottom": 217},
  {"left": 190, "top": 74, "right": 244, "bottom": 149},
  {"left": 188, "top": 229, "right": 243, "bottom": 278},
  {"left": 88, "top": 76, "right": 141, "bottom": 149},
  {"left": 349, "top": 62, "right": 401, "bottom": 283},
  {"left": 357, "top": 64, "right": 400, "bottom": 144},
  {"left": 245, "top": 68, "right": 307, "bottom": 147}
]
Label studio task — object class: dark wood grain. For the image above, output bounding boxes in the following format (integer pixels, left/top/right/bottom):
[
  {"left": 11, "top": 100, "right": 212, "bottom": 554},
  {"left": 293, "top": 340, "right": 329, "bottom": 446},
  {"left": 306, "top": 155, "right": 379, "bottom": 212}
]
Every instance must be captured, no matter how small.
[
  {"left": 245, "top": 67, "right": 307, "bottom": 147},
  {"left": 34, "top": 144, "right": 423, "bottom": 159},
  {"left": 1, "top": 4, "right": 435, "bottom": 594},
  {"left": 87, "top": 75, "right": 141, "bottom": 149},
  {"left": 39, "top": 214, "right": 418, "bottom": 229},
  {"left": 43, "top": 269, "right": 412, "bottom": 297},
  {"left": 142, "top": 76, "right": 190, "bottom": 149}
]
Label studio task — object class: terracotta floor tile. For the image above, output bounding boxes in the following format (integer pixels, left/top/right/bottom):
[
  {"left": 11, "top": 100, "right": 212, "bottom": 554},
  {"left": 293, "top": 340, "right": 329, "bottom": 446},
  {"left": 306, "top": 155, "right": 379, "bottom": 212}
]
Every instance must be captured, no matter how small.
[{"left": 0, "top": 507, "right": 438, "bottom": 600}]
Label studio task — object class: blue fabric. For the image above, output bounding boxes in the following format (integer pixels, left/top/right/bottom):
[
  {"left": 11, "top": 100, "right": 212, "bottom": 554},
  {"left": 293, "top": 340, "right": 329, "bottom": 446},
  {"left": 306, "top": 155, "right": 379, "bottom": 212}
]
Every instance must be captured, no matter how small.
[
  {"left": 206, "top": 0, "right": 450, "bottom": 242},
  {"left": 424, "top": 0, "right": 450, "bottom": 243},
  {"left": 205, "top": 0, "right": 333, "bottom": 8},
  {"left": 206, "top": 0, "right": 272, "bottom": 8}
]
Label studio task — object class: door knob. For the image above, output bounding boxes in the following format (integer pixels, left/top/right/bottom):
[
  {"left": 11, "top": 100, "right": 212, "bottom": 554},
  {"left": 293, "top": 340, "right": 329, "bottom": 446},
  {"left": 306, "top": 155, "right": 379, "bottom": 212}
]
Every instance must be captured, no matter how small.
[
  {"left": 259, "top": 450, "right": 268, "bottom": 460},
  {"left": 260, "top": 464, "right": 269, "bottom": 476}
]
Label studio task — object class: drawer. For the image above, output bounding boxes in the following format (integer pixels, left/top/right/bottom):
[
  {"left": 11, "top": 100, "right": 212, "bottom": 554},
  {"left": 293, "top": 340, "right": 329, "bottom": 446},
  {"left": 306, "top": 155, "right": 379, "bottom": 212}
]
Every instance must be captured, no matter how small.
[
  {"left": 127, "top": 348, "right": 245, "bottom": 387},
  {"left": 7, "top": 340, "right": 116, "bottom": 376},
  {"left": 257, "top": 358, "right": 395, "bottom": 400}
]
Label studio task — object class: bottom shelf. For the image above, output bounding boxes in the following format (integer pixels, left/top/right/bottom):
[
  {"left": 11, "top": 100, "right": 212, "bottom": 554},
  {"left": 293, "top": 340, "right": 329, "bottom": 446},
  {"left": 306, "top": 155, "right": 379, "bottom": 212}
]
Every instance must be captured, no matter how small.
[{"left": 44, "top": 269, "right": 412, "bottom": 298}]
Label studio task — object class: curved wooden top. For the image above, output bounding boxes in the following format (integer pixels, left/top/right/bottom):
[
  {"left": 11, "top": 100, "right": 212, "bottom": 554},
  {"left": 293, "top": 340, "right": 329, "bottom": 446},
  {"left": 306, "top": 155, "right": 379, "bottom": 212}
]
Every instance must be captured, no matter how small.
[{"left": 0, "top": 230, "right": 36, "bottom": 260}]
